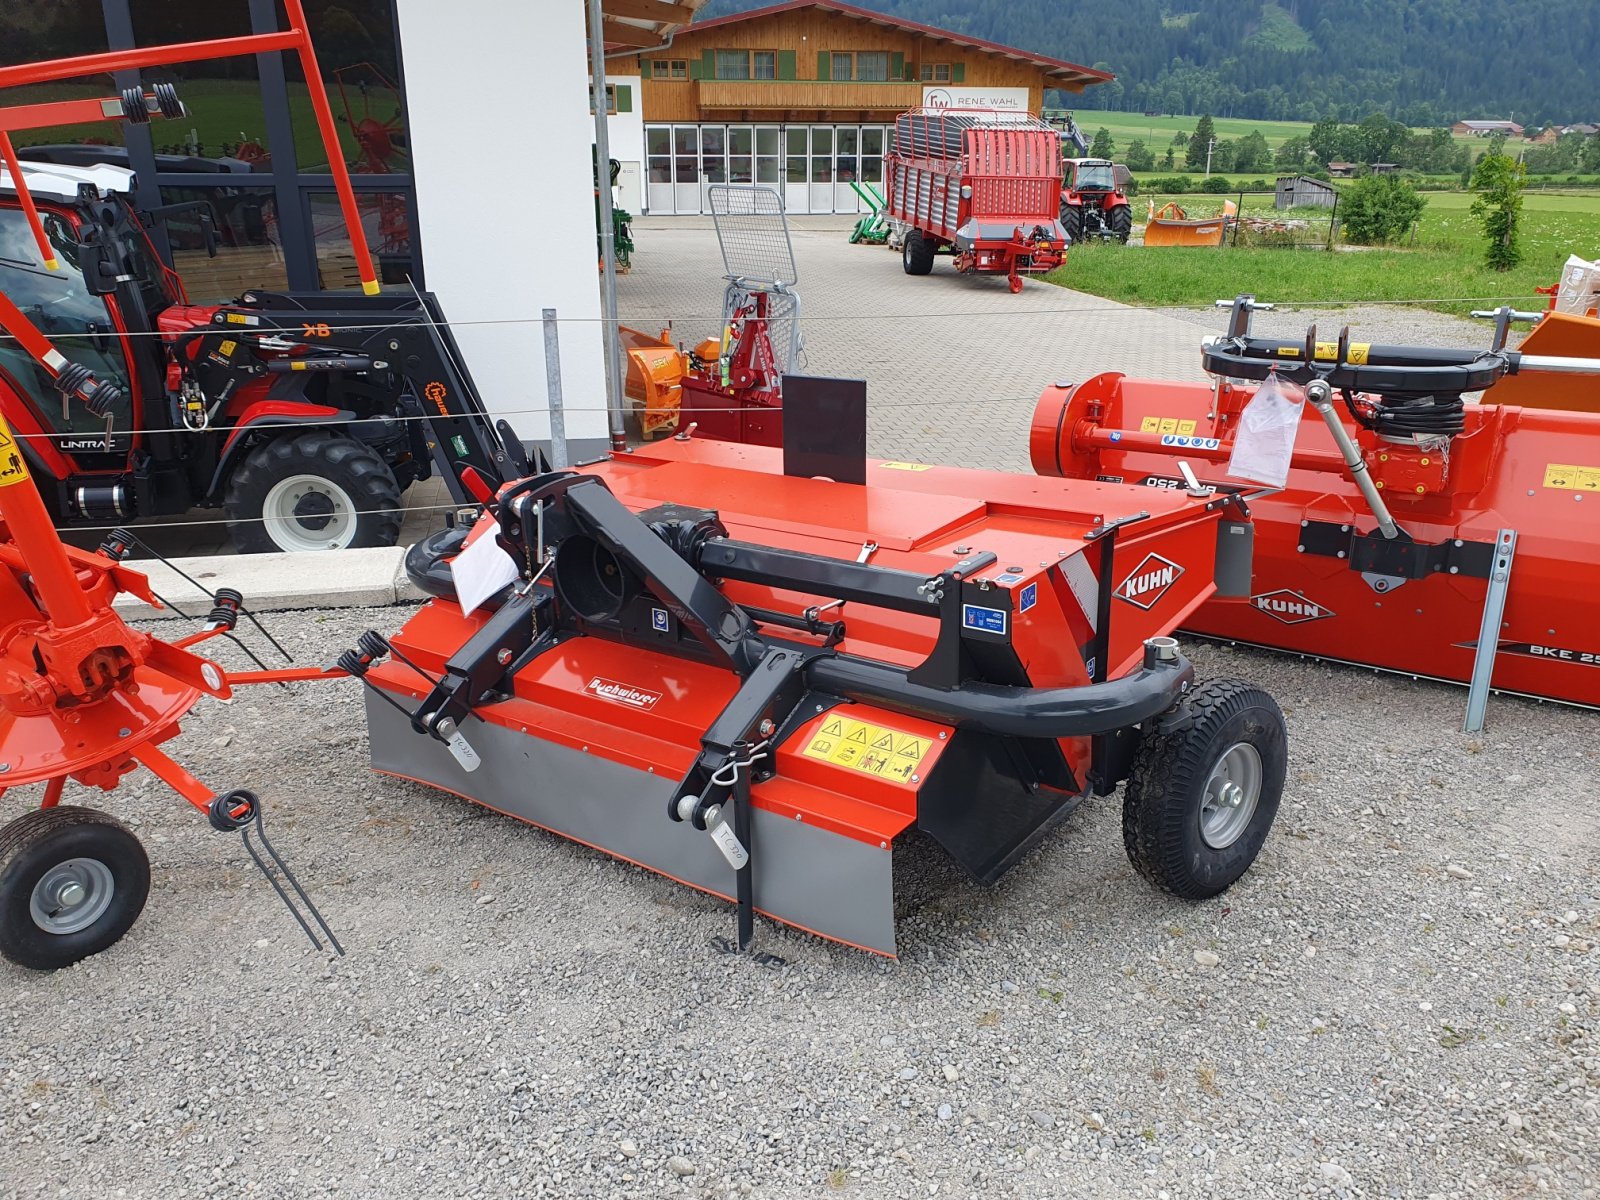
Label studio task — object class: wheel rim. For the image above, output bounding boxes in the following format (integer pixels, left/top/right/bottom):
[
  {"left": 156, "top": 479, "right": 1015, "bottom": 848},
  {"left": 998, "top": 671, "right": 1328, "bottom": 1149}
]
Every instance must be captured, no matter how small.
[
  {"left": 1199, "top": 742, "right": 1263, "bottom": 850},
  {"left": 29, "top": 857, "right": 116, "bottom": 935},
  {"left": 261, "top": 473, "right": 359, "bottom": 551}
]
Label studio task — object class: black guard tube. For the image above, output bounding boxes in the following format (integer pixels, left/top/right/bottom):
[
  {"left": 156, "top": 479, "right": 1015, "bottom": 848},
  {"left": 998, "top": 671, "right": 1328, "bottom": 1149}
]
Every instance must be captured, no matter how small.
[{"left": 805, "top": 652, "right": 1193, "bottom": 738}]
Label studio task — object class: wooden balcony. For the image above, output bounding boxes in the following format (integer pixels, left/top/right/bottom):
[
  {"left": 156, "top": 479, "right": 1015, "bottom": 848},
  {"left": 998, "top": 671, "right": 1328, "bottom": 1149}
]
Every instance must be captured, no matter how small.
[{"left": 693, "top": 79, "right": 924, "bottom": 114}]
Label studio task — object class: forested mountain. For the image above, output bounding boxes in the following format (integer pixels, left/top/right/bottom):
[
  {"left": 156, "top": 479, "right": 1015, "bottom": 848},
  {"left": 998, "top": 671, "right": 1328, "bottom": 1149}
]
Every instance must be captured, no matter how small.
[{"left": 696, "top": 0, "right": 1597, "bottom": 126}]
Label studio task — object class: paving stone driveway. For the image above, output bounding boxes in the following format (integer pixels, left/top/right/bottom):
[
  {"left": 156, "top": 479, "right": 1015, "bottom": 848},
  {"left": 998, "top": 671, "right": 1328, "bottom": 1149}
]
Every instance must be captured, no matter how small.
[{"left": 619, "top": 216, "right": 1216, "bottom": 473}]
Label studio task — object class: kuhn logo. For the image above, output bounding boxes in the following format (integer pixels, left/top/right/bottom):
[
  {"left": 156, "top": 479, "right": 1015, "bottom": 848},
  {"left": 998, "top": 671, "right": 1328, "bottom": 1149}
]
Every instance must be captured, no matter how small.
[
  {"left": 1251, "top": 589, "right": 1335, "bottom": 625},
  {"left": 584, "top": 677, "right": 661, "bottom": 711},
  {"left": 1114, "top": 553, "right": 1184, "bottom": 610}
]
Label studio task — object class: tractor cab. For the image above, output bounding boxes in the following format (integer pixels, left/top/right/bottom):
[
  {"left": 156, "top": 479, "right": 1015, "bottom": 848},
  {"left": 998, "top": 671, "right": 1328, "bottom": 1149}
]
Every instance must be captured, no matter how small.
[
  {"left": 1060, "top": 157, "right": 1133, "bottom": 243},
  {"left": 0, "top": 164, "right": 188, "bottom": 499},
  {"left": 1065, "top": 158, "right": 1120, "bottom": 193}
]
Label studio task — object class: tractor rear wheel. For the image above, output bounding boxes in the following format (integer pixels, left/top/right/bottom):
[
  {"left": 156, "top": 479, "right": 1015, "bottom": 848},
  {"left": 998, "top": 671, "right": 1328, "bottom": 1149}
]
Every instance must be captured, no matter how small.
[
  {"left": 1108, "top": 204, "right": 1133, "bottom": 242},
  {"left": 1121, "top": 679, "right": 1287, "bottom": 900},
  {"left": 0, "top": 806, "right": 150, "bottom": 970},
  {"left": 1059, "top": 204, "right": 1084, "bottom": 245},
  {"left": 902, "top": 229, "right": 935, "bottom": 275},
  {"left": 225, "top": 431, "right": 402, "bottom": 554}
]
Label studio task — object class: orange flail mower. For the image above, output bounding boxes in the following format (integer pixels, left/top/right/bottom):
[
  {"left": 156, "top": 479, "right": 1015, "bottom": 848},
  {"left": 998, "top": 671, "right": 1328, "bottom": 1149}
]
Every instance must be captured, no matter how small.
[
  {"left": 1031, "top": 295, "right": 1600, "bottom": 722},
  {"left": 361, "top": 429, "right": 1289, "bottom": 956}
]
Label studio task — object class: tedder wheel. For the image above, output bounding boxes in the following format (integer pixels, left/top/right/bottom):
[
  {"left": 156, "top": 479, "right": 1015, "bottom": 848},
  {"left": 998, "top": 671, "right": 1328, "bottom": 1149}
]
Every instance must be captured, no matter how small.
[
  {"left": 1108, "top": 204, "right": 1133, "bottom": 242},
  {"left": 224, "top": 431, "right": 402, "bottom": 554},
  {"left": 1059, "top": 204, "right": 1084, "bottom": 245},
  {"left": 1122, "top": 679, "right": 1287, "bottom": 900},
  {"left": 902, "top": 229, "right": 935, "bottom": 276},
  {"left": 0, "top": 806, "right": 150, "bottom": 970}
]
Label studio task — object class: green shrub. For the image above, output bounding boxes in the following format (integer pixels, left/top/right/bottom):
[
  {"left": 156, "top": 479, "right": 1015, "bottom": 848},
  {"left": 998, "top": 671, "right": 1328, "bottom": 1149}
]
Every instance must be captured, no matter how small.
[
  {"left": 1200, "top": 176, "right": 1233, "bottom": 193},
  {"left": 1146, "top": 175, "right": 1194, "bottom": 193},
  {"left": 1338, "top": 174, "right": 1427, "bottom": 244}
]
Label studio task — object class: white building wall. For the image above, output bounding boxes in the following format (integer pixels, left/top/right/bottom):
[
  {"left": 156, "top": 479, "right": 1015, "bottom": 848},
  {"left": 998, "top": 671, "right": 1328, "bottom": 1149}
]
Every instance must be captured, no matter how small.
[
  {"left": 606, "top": 74, "right": 645, "bottom": 215},
  {"left": 395, "top": 0, "right": 608, "bottom": 455}
]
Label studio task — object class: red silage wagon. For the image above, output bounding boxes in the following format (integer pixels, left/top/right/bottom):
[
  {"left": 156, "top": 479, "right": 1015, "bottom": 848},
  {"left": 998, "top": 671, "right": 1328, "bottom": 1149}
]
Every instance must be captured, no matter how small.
[{"left": 887, "top": 107, "right": 1068, "bottom": 293}]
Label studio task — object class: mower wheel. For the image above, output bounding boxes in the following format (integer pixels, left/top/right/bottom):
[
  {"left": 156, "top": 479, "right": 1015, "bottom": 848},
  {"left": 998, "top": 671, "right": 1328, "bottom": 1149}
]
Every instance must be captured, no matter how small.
[
  {"left": 1108, "top": 205, "right": 1133, "bottom": 242},
  {"left": 902, "top": 230, "right": 935, "bottom": 276},
  {"left": 1059, "top": 205, "right": 1083, "bottom": 245},
  {"left": 0, "top": 806, "right": 150, "bottom": 971},
  {"left": 1122, "top": 679, "right": 1287, "bottom": 900},
  {"left": 225, "top": 431, "right": 403, "bottom": 554}
]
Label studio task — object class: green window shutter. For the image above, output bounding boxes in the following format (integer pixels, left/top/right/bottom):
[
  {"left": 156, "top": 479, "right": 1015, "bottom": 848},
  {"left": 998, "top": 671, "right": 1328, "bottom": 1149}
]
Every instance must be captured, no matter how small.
[
  {"left": 817, "top": 50, "right": 830, "bottom": 81},
  {"left": 701, "top": 48, "right": 715, "bottom": 79},
  {"left": 616, "top": 84, "right": 632, "bottom": 112},
  {"left": 891, "top": 52, "right": 904, "bottom": 80},
  {"left": 951, "top": 62, "right": 965, "bottom": 83},
  {"left": 689, "top": 57, "right": 704, "bottom": 81},
  {"left": 777, "top": 49, "right": 796, "bottom": 80}
]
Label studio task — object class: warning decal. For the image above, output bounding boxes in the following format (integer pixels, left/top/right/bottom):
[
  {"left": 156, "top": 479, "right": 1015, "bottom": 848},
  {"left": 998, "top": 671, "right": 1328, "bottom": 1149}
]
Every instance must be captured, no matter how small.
[
  {"left": 1543, "top": 463, "right": 1600, "bottom": 492},
  {"left": 1138, "top": 416, "right": 1199, "bottom": 436},
  {"left": 880, "top": 461, "right": 933, "bottom": 472},
  {"left": 801, "top": 715, "right": 932, "bottom": 783},
  {"left": 0, "top": 421, "right": 30, "bottom": 487}
]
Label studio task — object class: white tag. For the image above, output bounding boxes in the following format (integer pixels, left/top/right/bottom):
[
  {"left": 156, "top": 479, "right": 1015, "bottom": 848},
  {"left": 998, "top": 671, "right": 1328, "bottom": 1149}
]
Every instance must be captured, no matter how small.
[
  {"left": 709, "top": 820, "right": 749, "bottom": 870},
  {"left": 446, "top": 728, "right": 482, "bottom": 772},
  {"left": 449, "top": 528, "right": 520, "bottom": 617}
]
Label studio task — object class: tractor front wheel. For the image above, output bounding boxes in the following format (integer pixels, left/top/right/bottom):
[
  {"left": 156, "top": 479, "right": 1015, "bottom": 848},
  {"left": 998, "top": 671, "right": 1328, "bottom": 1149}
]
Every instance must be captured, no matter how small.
[
  {"left": 1059, "top": 205, "right": 1084, "bottom": 245},
  {"left": 1108, "top": 204, "right": 1133, "bottom": 242},
  {"left": 225, "top": 431, "right": 403, "bottom": 554},
  {"left": 0, "top": 806, "right": 150, "bottom": 970},
  {"left": 1121, "top": 679, "right": 1287, "bottom": 900},
  {"left": 902, "top": 229, "right": 935, "bottom": 275}
]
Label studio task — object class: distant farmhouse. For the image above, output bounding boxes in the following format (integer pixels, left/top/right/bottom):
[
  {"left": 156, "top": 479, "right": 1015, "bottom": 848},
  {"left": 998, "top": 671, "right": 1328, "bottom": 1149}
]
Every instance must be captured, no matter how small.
[{"left": 1451, "top": 119, "right": 1524, "bottom": 137}]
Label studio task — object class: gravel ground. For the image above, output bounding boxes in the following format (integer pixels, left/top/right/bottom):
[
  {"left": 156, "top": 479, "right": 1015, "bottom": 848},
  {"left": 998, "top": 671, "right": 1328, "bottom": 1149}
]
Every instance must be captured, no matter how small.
[{"left": 3, "top": 604, "right": 1597, "bottom": 1200}]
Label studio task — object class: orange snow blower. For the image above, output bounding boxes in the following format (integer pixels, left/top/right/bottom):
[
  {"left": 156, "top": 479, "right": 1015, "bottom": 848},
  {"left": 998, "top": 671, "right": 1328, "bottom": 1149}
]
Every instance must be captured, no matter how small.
[
  {"left": 355, "top": 416, "right": 1289, "bottom": 956},
  {"left": 1031, "top": 295, "right": 1600, "bottom": 724}
]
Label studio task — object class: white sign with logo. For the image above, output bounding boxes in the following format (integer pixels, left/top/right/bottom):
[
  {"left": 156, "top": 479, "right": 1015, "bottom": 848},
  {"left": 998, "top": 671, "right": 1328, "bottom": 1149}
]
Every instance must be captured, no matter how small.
[{"left": 923, "top": 86, "right": 1030, "bottom": 112}]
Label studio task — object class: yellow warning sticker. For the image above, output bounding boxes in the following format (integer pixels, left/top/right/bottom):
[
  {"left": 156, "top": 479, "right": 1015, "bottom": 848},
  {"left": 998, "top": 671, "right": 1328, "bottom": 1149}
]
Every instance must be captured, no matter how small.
[
  {"left": 218, "top": 338, "right": 237, "bottom": 356},
  {"left": 802, "top": 716, "right": 931, "bottom": 783},
  {"left": 880, "top": 461, "right": 932, "bottom": 472},
  {"left": 1543, "top": 463, "right": 1600, "bottom": 491},
  {"left": 0, "top": 420, "right": 29, "bottom": 487},
  {"left": 1346, "top": 342, "right": 1371, "bottom": 365},
  {"left": 1140, "top": 416, "right": 1199, "bottom": 435}
]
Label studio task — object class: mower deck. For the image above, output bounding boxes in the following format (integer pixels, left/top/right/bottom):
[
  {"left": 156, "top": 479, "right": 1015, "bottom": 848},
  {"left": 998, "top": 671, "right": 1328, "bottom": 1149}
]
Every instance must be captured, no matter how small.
[{"left": 366, "top": 440, "right": 1253, "bottom": 955}]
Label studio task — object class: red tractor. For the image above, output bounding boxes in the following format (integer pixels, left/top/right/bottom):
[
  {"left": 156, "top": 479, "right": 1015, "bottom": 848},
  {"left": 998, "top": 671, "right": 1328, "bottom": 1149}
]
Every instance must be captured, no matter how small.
[{"left": 1060, "top": 158, "right": 1133, "bottom": 243}]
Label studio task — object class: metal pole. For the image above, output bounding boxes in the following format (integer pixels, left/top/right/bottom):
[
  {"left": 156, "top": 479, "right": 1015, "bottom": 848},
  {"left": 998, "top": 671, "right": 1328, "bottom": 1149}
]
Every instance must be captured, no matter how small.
[
  {"left": 1463, "top": 529, "right": 1517, "bottom": 733},
  {"left": 542, "top": 308, "right": 570, "bottom": 470},
  {"left": 587, "top": 0, "right": 628, "bottom": 453}
]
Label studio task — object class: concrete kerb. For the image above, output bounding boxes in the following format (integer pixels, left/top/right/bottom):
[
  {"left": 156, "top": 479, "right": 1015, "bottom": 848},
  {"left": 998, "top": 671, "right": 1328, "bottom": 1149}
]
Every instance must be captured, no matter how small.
[{"left": 112, "top": 545, "right": 428, "bottom": 619}]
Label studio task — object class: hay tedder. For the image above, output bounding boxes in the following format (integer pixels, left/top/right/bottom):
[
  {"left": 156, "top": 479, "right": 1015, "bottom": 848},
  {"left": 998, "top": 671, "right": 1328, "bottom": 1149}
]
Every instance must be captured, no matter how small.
[
  {"left": 888, "top": 107, "right": 1067, "bottom": 293},
  {"left": 359, "top": 424, "right": 1288, "bottom": 957},
  {"left": 1032, "top": 295, "right": 1600, "bottom": 722}
]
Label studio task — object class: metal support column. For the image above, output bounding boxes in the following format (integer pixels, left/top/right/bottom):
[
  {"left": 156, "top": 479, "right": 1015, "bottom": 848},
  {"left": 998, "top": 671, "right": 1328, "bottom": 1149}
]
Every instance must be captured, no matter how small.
[
  {"left": 1462, "top": 528, "right": 1517, "bottom": 733},
  {"left": 586, "top": 0, "right": 628, "bottom": 452},
  {"left": 542, "top": 308, "right": 570, "bottom": 470}
]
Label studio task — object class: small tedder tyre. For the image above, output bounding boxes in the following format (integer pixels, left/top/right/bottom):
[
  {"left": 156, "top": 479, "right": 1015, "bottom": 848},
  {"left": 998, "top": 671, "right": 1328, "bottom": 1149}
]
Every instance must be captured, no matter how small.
[
  {"left": 1108, "top": 205, "right": 1133, "bottom": 242},
  {"left": 225, "top": 431, "right": 402, "bottom": 554},
  {"left": 0, "top": 806, "right": 150, "bottom": 971},
  {"left": 1122, "top": 679, "right": 1286, "bottom": 900},
  {"left": 902, "top": 230, "right": 935, "bottom": 275},
  {"left": 1059, "top": 205, "right": 1083, "bottom": 245}
]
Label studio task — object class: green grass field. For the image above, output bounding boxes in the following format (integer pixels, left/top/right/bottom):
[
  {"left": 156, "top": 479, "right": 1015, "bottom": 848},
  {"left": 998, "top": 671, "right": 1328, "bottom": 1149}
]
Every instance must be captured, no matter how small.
[
  {"left": 1048, "top": 189, "right": 1600, "bottom": 314},
  {"left": 1060, "top": 108, "right": 1507, "bottom": 160}
]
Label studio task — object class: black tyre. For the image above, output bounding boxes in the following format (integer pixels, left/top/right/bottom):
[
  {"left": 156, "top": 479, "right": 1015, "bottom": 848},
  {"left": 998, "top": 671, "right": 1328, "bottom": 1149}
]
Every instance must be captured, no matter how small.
[
  {"left": 1059, "top": 204, "right": 1084, "bottom": 244},
  {"left": 0, "top": 806, "right": 150, "bottom": 971},
  {"left": 224, "top": 430, "right": 402, "bottom": 554},
  {"left": 902, "top": 229, "right": 935, "bottom": 275},
  {"left": 1122, "top": 679, "right": 1287, "bottom": 900},
  {"left": 1108, "top": 204, "right": 1133, "bottom": 242}
]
